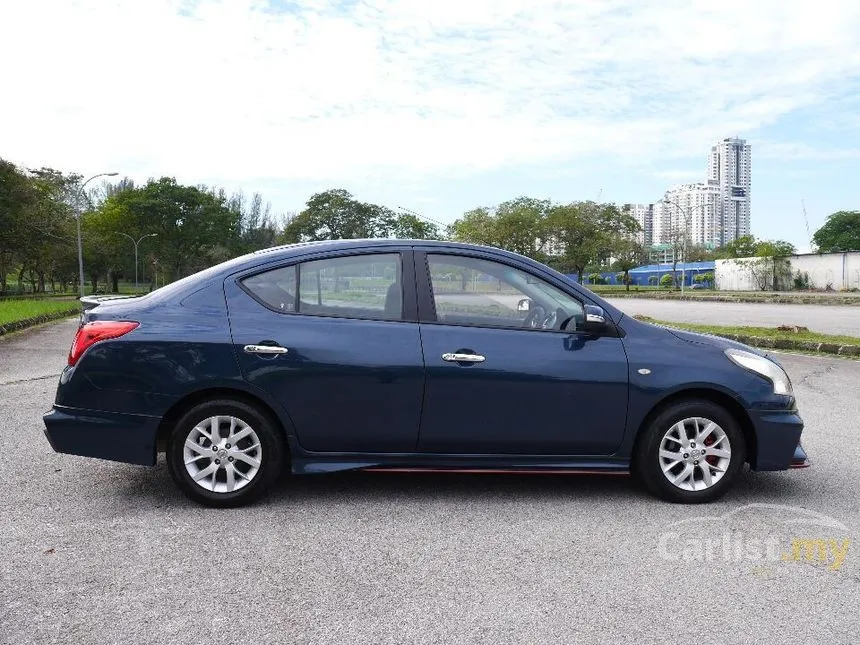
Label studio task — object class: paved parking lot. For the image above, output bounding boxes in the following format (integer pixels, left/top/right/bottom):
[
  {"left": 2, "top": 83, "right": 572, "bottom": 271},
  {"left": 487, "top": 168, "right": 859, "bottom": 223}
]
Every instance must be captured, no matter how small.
[{"left": 2, "top": 319, "right": 859, "bottom": 644}]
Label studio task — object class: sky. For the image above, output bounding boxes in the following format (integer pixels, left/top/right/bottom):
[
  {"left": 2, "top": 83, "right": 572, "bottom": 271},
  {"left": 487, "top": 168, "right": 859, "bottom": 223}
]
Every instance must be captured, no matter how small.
[{"left": 2, "top": 0, "right": 859, "bottom": 252}]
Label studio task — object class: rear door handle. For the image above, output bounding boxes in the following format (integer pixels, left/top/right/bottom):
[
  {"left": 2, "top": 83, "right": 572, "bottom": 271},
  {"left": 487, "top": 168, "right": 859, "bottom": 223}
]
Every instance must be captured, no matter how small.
[
  {"left": 244, "top": 344, "right": 289, "bottom": 355},
  {"left": 442, "top": 352, "right": 485, "bottom": 363}
]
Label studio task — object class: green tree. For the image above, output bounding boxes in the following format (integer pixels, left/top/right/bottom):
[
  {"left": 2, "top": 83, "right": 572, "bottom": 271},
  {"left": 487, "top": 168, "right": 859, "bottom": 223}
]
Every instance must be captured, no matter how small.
[
  {"left": 0, "top": 160, "right": 37, "bottom": 293},
  {"left": 660, "top": 274, "right": 674, "bottom": 288},
  {"left": 21, "top": 168, "right": 80, "bottom": 293},
  {"left": 715, "top": 235, "right": 759, "bottom": 259},
  {"left": 546, "top": 201, "right": 638, "bottom": 283},
  {"left": 756, "top": 240, "right": 796, "bottom": 257},
  {"left": 685, "top": 245, "right": 717, "bottom": 262},
  {"left": 611, "top": 240, "right": 647, "bottom": 292},
  {"left": 492, "top": 197, "right": 552, "bottom": 260},
  {"left": 94, "top": 178, "right": 240, "bottom": 285},
  {"left": 391, "top": 213, "right": 439, "bottom": 240},
  {"left": 283, "top": 189, "right": 384, "bottom": 242},
  {"left": 812, "top": 211, "right": 860, "bottom": 252},
  {"left": 449, "top": 207, "right": 498, "bottom": 247}
]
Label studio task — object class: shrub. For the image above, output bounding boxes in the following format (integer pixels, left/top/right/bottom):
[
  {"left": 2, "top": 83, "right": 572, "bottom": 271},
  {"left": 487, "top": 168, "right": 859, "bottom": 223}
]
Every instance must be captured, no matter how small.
[
  {"left": 648, "top": 276, "right": 659, "bottom": 286},
  {"left": 588, "top": 273, "right": 606, "bottom": 285},
  {"left": 660, "top": 274, "right": 674, "bottom": 288}
]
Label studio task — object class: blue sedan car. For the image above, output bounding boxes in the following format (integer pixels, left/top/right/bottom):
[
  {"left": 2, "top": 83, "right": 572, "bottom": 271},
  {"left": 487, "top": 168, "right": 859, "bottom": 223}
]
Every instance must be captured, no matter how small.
[{"left": 43, "top": 239, "right": 809, "bottom": 507}]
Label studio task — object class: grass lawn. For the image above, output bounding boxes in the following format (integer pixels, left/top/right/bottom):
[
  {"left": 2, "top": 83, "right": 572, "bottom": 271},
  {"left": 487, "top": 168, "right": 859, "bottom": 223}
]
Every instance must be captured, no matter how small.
[
  {"left": 0, "top": 299, "right": 80, "bottom": 326},
  {"left": 634, "top": 315, "right": 860, "bottom": 346}
]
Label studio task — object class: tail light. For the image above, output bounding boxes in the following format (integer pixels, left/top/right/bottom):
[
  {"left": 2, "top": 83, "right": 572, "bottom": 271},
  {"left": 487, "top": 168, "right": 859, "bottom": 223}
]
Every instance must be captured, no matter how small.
[{"left": 68, "top": 321, "right": 139, "bottom": 366}]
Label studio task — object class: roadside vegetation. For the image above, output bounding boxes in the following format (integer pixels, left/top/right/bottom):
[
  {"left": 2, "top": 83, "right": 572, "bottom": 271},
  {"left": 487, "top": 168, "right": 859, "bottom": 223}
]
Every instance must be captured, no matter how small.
[{"left": 0, "top": 298, "right": 79, "bottom": 327}]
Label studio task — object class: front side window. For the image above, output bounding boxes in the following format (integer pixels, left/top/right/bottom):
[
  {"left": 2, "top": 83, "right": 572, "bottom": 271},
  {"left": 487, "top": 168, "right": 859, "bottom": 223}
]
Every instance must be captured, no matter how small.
[
  {"left": 242, "top": 253, "right": 402, "bottom": 321},
  {"left": 426, "top": 254, "right": 584, "bottom": 331}
]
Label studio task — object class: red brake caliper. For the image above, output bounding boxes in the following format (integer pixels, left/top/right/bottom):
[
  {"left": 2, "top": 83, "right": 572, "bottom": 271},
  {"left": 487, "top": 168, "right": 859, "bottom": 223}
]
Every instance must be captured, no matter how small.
[{"left": 704, "top": 435, "right": 718, "bottom": 466}]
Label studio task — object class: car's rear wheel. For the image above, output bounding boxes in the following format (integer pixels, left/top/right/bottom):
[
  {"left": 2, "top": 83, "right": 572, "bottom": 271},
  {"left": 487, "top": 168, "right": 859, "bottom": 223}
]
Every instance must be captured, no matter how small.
[
  {"left": 166, "top": 399, "right": 285, "bottom": 508},
  {"left": 634, "top": 399, "right": 746, "bottom": 503}
]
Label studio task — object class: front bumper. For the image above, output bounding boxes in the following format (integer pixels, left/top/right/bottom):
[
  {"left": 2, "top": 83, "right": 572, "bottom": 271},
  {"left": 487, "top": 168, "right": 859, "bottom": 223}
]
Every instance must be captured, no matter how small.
[
  {"left": 790, "top": 442, "right": 810, "bottom": 468},
  {"left": 43, "top": 405, "right": 160, "bottom": 466},
  {"left": 747, "top": 409, "right": 806, "bottom": 471}
]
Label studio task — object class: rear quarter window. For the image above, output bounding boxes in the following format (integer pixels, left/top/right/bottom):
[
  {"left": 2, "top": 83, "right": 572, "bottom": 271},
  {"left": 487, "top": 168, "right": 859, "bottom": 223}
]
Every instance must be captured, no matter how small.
[{"left": 241, "top": 265, "right": 297, "bottom": 312}]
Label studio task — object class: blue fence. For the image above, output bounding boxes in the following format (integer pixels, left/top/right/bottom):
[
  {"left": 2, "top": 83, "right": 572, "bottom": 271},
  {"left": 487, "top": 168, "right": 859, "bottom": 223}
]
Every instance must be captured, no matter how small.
[{"left": 565, "top": 261, "right": 715, "bottom": 287}]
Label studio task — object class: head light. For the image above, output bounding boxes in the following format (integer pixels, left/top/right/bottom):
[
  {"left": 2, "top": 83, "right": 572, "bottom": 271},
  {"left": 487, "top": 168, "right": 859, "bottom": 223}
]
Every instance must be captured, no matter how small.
[{"left": 724, "top": 348, "right": 793, "bottom": 395}]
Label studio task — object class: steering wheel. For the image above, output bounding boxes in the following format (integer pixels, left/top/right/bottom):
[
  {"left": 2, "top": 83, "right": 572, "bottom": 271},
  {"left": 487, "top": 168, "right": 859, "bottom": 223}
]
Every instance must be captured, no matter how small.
[{"left": 523, "top": 305, "right": 547, "bottom": 329}]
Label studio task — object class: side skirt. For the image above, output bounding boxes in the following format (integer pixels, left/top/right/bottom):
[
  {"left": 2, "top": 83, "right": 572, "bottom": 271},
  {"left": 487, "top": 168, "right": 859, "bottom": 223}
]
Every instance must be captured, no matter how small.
[{"left": 290, "top": 453, "right": 630, "bottom": 476}]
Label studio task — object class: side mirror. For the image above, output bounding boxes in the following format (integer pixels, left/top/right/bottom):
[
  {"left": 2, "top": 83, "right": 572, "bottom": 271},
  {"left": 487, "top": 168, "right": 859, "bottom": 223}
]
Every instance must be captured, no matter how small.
[
  {"left": 517, "top": 298, "right": 532, "bottom": 312},
  {"left": 583, "top": 305, "right": 607, "bottom": 332}
]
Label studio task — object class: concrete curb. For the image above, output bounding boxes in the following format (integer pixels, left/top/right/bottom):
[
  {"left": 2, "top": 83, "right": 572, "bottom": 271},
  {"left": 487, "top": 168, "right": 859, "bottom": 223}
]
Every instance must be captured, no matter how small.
[
  {"left": 630, "top": 316, "right": 860, "bottom": 356},
  {"left": 713, "top": 333, "right": 860, "bottom": 357},
  {"left": 0, "top": 309, "right": 80, "bottom": 337}
]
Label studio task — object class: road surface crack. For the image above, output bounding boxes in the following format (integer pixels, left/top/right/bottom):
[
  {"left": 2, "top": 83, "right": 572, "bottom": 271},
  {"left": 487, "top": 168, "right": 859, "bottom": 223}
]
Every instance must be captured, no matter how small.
[
  {"left": 797, "top": 364, "right": 835, "bottom": 393},
  {"left": 0, "top": 373, "right": 61, "bottom": 387}
]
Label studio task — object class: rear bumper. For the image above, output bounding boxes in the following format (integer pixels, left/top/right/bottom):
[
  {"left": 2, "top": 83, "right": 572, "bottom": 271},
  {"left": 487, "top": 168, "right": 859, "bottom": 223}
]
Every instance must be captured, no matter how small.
[
  {"left": 748, "top": 409, "right": 807, "bottom": 471},
  {"left": 43, "top": 405, "right": 160, "bottom": 466}
]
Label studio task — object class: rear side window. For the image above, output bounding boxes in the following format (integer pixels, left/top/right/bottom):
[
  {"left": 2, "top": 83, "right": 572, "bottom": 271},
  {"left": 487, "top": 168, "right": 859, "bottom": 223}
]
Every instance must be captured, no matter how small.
[
  {"left": 241, "top": 265, "right": 297, "bottom": 312},
  {"left": 241, "top": 253, "right": 402, "bottom": 321},
  {"left": 299, "top": 254, "right": 401, "bottom": 319}
]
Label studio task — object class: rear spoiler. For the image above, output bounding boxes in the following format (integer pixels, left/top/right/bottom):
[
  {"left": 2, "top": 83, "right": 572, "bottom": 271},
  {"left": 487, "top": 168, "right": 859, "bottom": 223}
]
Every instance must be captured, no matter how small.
[{"left": 79, "top": 294, "right": 140, "bottom": 311}]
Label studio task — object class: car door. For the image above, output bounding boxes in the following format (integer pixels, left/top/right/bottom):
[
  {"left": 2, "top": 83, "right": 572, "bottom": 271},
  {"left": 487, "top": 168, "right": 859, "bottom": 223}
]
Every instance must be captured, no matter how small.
[
  {"left": 415, "top": 250, "right": 629, "bottom": 456},
  {"left": 224, "top": 249, "right": 425, "bottom": 453}
]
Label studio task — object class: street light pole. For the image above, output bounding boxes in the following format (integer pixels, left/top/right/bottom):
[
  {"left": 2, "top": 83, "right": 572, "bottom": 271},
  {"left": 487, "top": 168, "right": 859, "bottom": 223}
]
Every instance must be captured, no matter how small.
[
  {"left": 660, "top": 199, "right": 711, "bottom": 294},
  {"left": 76, "top": 172, "right": 119, "bottom": 298},
  {"left": 116, "top": 233, "right": 158, "bottom": 292}
]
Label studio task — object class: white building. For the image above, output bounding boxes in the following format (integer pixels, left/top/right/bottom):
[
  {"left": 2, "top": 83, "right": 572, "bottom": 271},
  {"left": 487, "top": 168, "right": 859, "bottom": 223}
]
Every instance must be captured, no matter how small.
[
  {"left": 650, "top": 201, "right": 672, "bottom": 246},
  {"left": 708, "top": 137, "right": 752, "bottom": 245},
  {"left": 660, "top": 181, "right": 722, "bottom": 246},
  {"left": 622, "top": 203, "right": 654, "bottom": 246}
]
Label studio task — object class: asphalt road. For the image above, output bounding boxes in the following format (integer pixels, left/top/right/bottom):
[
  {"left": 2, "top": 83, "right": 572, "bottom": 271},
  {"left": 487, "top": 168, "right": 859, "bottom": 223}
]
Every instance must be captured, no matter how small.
[
  {"left": 2, "top": 319, "right": 859, "bottom": 644},
  {"left": 606, "top": 297, "right": 860, "bottom": 337}
]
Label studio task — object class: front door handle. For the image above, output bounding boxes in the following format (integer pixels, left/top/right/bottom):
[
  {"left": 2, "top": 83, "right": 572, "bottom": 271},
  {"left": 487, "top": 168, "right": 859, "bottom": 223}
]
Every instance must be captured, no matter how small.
[
  {"left": 442, "top": 352, "right": 485, "bottom": 363},
  {"left": 244, "top": 344, "right": 289, "bottom": 355}
]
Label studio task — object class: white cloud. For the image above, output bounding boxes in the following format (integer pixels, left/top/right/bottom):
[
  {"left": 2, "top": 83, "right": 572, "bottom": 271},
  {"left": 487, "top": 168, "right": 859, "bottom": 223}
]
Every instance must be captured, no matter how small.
[
  {"left": 756, "top": 141, "right": 860, "bottom": 162},
  {"left": 1, "top": 0, "right": 859, "bottom": 190},
  {"left": 651, "top": 169, "right": 705, "bottom": 182}
]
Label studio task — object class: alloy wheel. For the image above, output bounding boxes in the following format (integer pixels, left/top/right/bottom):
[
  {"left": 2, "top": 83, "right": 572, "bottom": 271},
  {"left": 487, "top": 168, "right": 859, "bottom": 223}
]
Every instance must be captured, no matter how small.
[
  {"left": 658, "top": 416, "right": 732, "bottom": 492},
  {"left": 182, "top": 415, "right": 263, "bottom": 493}
]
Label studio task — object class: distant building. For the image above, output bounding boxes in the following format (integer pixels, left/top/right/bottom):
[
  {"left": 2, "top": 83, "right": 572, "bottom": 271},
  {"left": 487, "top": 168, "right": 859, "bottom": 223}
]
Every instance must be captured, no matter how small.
[
  {"left": 708, "top": 137, "right": 752, "bottom": 245},
  {"left": 622, "top": 137, "right": 753, "bottom": 253},
  {"left": 647, "top": 243, "right": 676, "bottom": 264},
  {"left": 621, "top": 203, "right": 654, "bottom": 246},
  {"left": 660, "top": 181, "right": 722, "bottom": 246}
]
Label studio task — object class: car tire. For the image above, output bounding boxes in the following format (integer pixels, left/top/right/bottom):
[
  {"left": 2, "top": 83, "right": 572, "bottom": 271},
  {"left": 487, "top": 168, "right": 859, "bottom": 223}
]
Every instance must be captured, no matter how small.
[
  {"left": 633, "top": 399, "right": 746, "bottom": 504},
  {"left": 166, "top": 399, "right": 286, "bottom": 508}
]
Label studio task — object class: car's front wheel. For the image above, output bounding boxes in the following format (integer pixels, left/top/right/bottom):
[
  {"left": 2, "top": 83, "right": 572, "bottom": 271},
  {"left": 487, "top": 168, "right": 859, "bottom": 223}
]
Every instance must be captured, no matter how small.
[
  {"left": 634, "top": 399, "right": 746, "bottom": 503},
  {"left": 166, "top": 399, "right": 285, "bottom": 507}
]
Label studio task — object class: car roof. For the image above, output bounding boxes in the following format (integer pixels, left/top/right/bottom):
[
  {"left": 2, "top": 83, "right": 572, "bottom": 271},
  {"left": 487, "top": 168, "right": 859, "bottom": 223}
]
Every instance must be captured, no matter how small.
[{"left": 250, "top": 238, "right": 497, "bottom": 257}]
